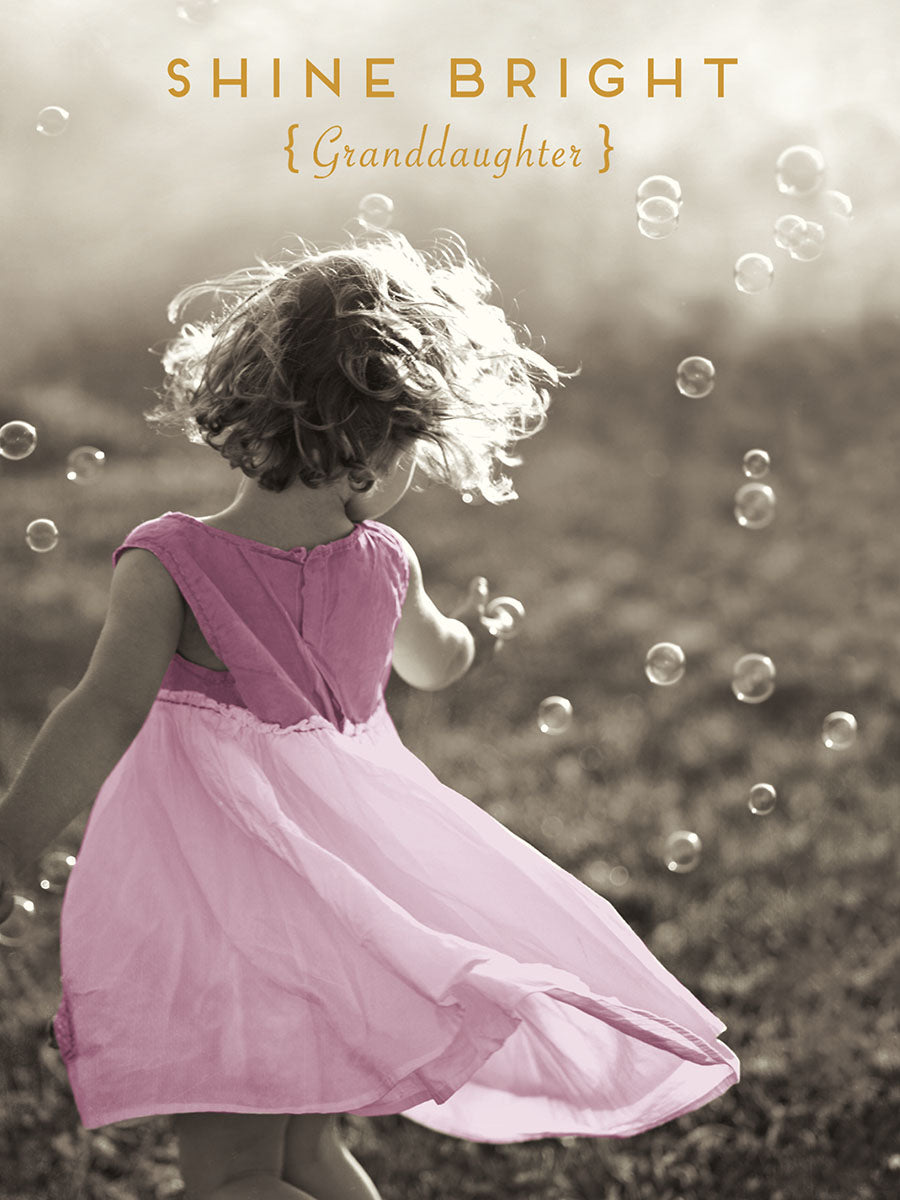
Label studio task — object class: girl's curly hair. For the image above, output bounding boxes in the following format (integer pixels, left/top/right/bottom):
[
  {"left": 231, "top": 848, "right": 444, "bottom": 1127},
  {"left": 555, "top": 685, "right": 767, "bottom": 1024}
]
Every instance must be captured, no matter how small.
[{"left": 149, "top": 228, "right": 564, "bottom": 502}]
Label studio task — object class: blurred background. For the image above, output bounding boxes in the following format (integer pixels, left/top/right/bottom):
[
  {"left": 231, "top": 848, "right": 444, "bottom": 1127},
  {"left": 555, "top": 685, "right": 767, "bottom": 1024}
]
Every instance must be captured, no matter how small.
[{"left": 2, "top": 1, "right": 900, "bottom": 1198}]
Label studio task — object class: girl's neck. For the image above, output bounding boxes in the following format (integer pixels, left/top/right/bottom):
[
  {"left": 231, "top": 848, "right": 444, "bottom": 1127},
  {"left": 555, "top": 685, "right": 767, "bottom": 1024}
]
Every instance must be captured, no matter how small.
[{"left": 199, "top": 475, "right": 356, "bottom": 551}]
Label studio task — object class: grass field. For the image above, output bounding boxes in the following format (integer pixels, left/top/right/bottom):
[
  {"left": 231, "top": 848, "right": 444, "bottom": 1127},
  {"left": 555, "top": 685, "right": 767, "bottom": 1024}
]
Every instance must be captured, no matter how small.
[{"left": 1, "top": 327, "right": 899, "bottom": 1199}]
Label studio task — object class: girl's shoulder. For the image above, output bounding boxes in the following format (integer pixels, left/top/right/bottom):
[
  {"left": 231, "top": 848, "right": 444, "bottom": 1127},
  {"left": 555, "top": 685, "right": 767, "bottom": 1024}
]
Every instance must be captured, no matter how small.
[
  {"left": 359, "top": 520, "right": 411, "bottom": 592},
  {"left": 111, "top": 511, "right": 187, "bottom": 567}
]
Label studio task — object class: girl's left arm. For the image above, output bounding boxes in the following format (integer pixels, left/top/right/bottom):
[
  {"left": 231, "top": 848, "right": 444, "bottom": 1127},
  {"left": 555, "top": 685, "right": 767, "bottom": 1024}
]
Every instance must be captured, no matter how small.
[{"left": 0, "top": 548, "right": 184, "bottom": 876}]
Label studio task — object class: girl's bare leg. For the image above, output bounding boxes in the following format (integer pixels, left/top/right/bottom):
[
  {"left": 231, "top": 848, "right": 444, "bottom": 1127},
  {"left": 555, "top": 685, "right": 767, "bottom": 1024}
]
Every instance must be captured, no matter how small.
[
  {"left": 282, "top": 1114, "right": 383, "bottom": 1200},
  {"left": 173, "top": 1112, "right": 318, "bottom": 1200}
]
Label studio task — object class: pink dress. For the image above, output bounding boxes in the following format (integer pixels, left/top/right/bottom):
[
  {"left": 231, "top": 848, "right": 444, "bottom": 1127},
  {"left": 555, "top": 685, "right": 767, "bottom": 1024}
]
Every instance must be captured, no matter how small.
[{"left": 54, "top": 511, "right": 739, "bottom": 1138}]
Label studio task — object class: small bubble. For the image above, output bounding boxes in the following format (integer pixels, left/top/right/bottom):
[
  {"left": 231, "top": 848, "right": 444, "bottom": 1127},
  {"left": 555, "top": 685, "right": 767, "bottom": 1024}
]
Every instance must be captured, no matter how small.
[
  {"left": 482, "top": 596, "right": 526, "bottom": 641},
  {"left": 636, "top": 175, "right": 683, "bottom": 207},
  {"left": 358, "top": 193, "right": 394, "bottom": 228},
  {"left": 461, "top": 490, "right": 484, "bottom": 506},
  {"left": 343, "top": 216, "right": 373, "bottom": 240},
  {"left": 36, "top": 106, "right": 69, "bottom": 137},
  {"left": 637, "top": 215, "right": 679, "bottom": 240},
  {"left": 775, "top": 145, "right": 826, "bottom": 196},
  {"left": 822, "top": 190, "right": 853, "bottom": 221},
  {"left": 822, "top": 710, "right": 857, "bottom": 750},
  {"left": 676, "top": 356, "right": 715, "bottom": 398},
  {"left": 0, "top": 420, "right": 37, "bottom": 460},
  {"left": 537, "top": 696, "right": 573, "bottom": 735},
  {"left": 25, "top": 518, "right": 59, "bottom": 553},
  {"left": 748, "top": 782, "right": 777, "bottom": 815},
  {"left": 175, "top": 0, "right": 220, "bottom": 23},
  {"left": 65, "top": 446, "right": 106, "bottom": 484},
  {"left": 734, "top": 253, "right": 775, "bottom": 294},
  {"left": 644, "top": 642, "right": 686, "bottom": 686},
  {"left": 636, "top": 195, "right": 680, "bottom": 224},
  {"left": 789, "top": 221, "right": 825, "bottom": 262},
  {"left": 38, "top": 850, "right": 77, "bottom": 894},
  {"left": 732, "top": 653, "right": 776, "bottom": 704},
  {"left": 609, "top": 865, "right": 630, "bottom": 887},
  {"left": 735, "top": 482, "right": 776, "bottom": 529},
  {"left": 742, "top": 449, "right": 771, "bottom": 479},
  {"left": 0, "top": 895, "right": 36, "bottom": 947},
  {"left": 773, "top": 214, "right": 808, "bottom": 251},
  {"left": 583, "top": 858, "right": 610, "bottom": 887},
  {"left": 664, "top": 830, "right": 702, "bottom": 874}
]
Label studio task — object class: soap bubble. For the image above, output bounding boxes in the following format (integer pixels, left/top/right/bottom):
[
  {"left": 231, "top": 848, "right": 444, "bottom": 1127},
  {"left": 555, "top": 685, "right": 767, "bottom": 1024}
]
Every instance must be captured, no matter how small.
[
  {"left": 0, "top": 420, "right": 37, "bottom": 460},
  {"left": 775, "top": 145, "right": 826, "bottom": 196},
  {"left": 644, "top": 642, "right": 686, "bottom": 686},
  {"left": 636, "top": 195, "right": 680, "bottom": 224},
  {"left": 343, "top": 216, "right": 374, "bottom": 240},
  {"left": 676, "top": 356, "right": 715, "bottom": 398},
  {"left": 38, "top": 850, "right": 77, "bottom": 894},
  {"left": 789, "top": 221, "right": 825, "bottom": 262},
  {"left": 0, "top": 895, "right": 36, "bottom": 947},
  {"left": 735, "top": 482, "right": 776, "bottom": 529},
  {"left": 742, "top": 449, "right": 771, "bottom": 479},
  {"left": 609, "top": 865, "right": 630, "bottom": 887},
  {"left": 36, "top": 106, "right": 69, "bottom": 137},
  {"left": 734, "top": 253, "right": 775, "bottom": 294},
  {"left": 482, "top": 596, "right": 526, "bottom": 640},
  {"left": 732, "top": 653, "right": 776, "bottom": 704},
  {"left": 664, "top": 830, "right": 702, "bottom": 873},
  {"left": 822, "top": 190, "right": 853, "bottom": 221},
  {"left": 175, "top": 0, "right": 220, "bottom": 23},
  {"left": 537, "top": 695, "right": 573, "bottom": 735},
  {"left": 822, "top": 711, "right": 857, "bottom": 750},
  {"left": 637, "top": 215, "right": 679, "bottom": 240},
  {"left": 461, "top": 490, "right": 484, "bottom": 506},
  {"left": 65, "top": 446, "right": 106, "bottom": 484},
  {"left": 636, "top": 175, "right": 683, "bottom": 208},
  {"left": 636, "top": 190, "right": 680, "bottom": 239},
  {"left": 358, "top": 193, "right": 394, "bottom": 227},
  {"left": 748, "top": 782, "right": 777, "bottom": 816},
  {"left": 25, "top": 518, "right": 59, "bottom": 553},
  {"left": 774, "top": 214, "right": 808, "bottom": 251}
]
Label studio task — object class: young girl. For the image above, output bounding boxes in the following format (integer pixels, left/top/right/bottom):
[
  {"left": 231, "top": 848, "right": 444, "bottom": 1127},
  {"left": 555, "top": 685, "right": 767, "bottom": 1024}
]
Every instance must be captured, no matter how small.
[{"left": 0, "top": 230, "right": 738, "bottom": 1200}]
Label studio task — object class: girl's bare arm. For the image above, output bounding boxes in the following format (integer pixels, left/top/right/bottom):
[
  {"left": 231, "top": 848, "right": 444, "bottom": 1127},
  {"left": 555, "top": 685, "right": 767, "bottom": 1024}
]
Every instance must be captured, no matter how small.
[
  {"left": 0, "top": 548, "right": 184, "bottom": 876},
  {"left": 391, "top": 531, "right": 494, "bottom": 692}
]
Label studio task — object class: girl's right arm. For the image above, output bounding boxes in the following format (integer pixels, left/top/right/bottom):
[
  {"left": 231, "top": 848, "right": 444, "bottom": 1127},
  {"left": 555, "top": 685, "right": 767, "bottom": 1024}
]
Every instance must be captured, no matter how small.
[
  {"left": 390, "top": 530, "right": 492, "bottom": 691},
  {"left": 0, "top": 548, "right": 184, "bottom": 915}
]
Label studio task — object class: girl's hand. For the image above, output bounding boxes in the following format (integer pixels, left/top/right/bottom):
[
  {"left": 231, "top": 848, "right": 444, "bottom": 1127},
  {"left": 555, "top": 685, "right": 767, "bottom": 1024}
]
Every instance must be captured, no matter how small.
[{"left": 450, "top": 576, "right": 500, "bottom": 665}]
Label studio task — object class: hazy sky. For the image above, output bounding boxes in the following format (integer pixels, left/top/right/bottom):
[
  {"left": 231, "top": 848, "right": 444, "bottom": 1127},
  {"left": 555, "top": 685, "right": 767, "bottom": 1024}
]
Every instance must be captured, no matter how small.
[{"left": 4, "top": 0, "right": 900, "bottom": 372}]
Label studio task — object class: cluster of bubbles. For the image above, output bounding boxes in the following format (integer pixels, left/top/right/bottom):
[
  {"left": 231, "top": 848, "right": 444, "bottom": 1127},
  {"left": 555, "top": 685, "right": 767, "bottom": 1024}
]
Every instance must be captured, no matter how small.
[
  {"left": 641, "top": 641, "right": 857, "bottom": 848},
  {"left": 735, "top": 448, "right": 775, "bottom": 530},
  {"left": 0, "top": 850, "right": 76, "bottom": 947},
  {"left": 726, "top": 145, "right": 853, "bottom": 293},
  {"left": 773, "top": 213, "right": 826, "bottom": 262},
  {"left": 635, "top": 176, "right": 682, "bottom": 240},
  {"left": 1, "top": 421, "right": 106, "bottom": 553}
]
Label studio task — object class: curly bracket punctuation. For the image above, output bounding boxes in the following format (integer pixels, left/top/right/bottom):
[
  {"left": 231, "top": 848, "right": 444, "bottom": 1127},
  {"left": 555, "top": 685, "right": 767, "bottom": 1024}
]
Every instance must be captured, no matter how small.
[
  {"left": 280, "top": 122, "right": 617, "bottom": 179},
  {"left": 596, "top": 124, "right": 614, "bottom": 174},
  {"left": 284, "top": 123, "right": 300, "bottom": 173}
]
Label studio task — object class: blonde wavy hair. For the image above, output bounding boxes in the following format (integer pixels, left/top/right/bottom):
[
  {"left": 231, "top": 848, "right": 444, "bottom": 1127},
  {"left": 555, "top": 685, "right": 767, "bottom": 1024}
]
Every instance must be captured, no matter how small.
[{"left": 150, "top": 228, "right": 563, "bottom": 502}]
